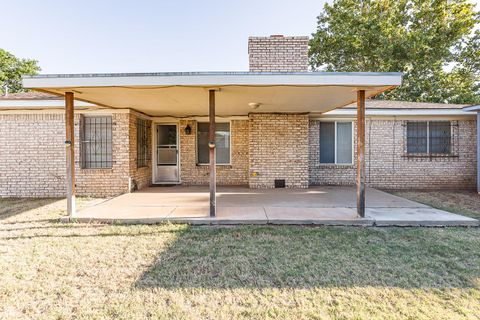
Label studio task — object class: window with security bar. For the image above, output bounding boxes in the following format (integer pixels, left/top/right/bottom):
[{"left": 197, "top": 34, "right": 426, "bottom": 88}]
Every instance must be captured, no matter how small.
[
  {"left": 406, "top": 121, "right": 452, "bottom": 155},
  {"left": 137, "top": 118, "right": 150, "bottom": 168},
  {"left": 81, "top": 116, "right": 113, "bottom": 169}
]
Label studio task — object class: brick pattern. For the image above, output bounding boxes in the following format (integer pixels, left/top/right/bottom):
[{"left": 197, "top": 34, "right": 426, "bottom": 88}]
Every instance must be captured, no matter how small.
[
  {"left": 75, "top": 113, "right": 130, "bottom": 197},
  {"left": 248, "top": 36, "right": 309, "bottom": 72},
  {"left": 0, "top": 112, "right": 140, "bottom": 198},
  {"left": 179, "top": 120, "right": 249, "bottom": 185},
  {"left": 129, "top": 114, "right": 152, "bottom": 191},
  {"left": 249, "top": 113, "right": 309, "bottom": 188},
  {"left": 309, "top": 119, "right": 477, "bottom": 190},
  {"left": 0, "top": 114, "right": 66, "bottom": 197},
  {"left": 1, "top": 112, "right": 476, "bottom": 198}
]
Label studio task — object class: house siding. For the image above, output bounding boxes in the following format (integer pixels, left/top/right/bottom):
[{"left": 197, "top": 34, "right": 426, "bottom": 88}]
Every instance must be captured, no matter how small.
[
  {"left": 309, "top": 119, "right": 477, "bottom": 190},
  {"left": 179, "top": 119, "right": 249, "bottom": 185},
  {"left": 129, "top": 114, "right": 152, "bottom": 191},
  {"left": 74, "top": 113, "right": 130, "bottom": 197},
  {"left": 0, "top": 114, "right": 66, "bottom": 197},
  {"left": 249, "top": 113, "right": 309, "bottom": 188},
  {"left": 0, "top": 111, "right": 476, "bottom": 198},
  {"left": 0, "top": 112, "right": 143, "bottom": 198}
]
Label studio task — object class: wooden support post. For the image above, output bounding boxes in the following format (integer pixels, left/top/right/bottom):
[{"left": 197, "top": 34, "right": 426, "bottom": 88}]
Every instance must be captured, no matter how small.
[
  {"left": 209, "top": 89, "right": 216, "bottom": 217},
  {"left": 356, "top": 90, "right": 366, "bottom": 217},
  {"left": 65, "top": 92, "right": 76, "bottom": 217}
]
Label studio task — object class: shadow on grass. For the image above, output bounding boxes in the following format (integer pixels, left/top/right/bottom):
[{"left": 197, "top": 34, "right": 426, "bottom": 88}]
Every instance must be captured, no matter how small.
[
  {"left": 0, "top": 228, "right": 187, "bottom": 240},
  {"left": 0, "top": 198, "right": 59, "bottom": 221},
  {"left": 135, "top": 225, "right": 480, "bottom": 289}
]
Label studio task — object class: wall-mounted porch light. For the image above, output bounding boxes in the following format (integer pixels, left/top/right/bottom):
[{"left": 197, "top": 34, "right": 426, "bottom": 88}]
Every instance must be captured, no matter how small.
[
  {"left": 184, "top": 124, "right": 192, "bottom": 135},
  {"left": 249, "top": 102, "right": 261, "bottom": 110}
]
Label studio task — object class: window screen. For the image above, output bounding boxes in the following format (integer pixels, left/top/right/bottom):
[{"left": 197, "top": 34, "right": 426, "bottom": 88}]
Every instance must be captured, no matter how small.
[
  {"left": 407, "top": 122, "right": 427, "bottom": 153},
  {"left": 320, "top": 122, "right": 352, "bottom": 164},
  {"left": 429, "top": 121, "right": 451, "bottom": 154},
  {"left": 406, "top": 121, "right": 451, "bottom": 155},
  {"left": 320, "top": 122, "right": 335, "bottom": 163},
  {"left": 137, "top": 118, "right": 150, "bottom": 168},
  {"left": 336, "top": 122, "right": 352, "bottom": 164},
  {"left": 81, "top": 116, "right": 112, "bottom": 169},
  {"left": 197, "top": 122, "right": 230, "bottom": 164}
]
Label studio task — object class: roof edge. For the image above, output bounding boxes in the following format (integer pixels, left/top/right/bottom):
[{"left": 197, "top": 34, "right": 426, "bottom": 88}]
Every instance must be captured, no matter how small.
[
  {"left": 463, "top": 105, "right": 480, "bottom": 112},
  {"left": 23, "top": 71, "right": 403, "bottom": 79}
]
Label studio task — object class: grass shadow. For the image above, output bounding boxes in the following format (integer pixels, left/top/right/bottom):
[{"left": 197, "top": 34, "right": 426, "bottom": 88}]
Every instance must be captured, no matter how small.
[
  {"left": 0, "top": 198, "right": 60, "bottom": 221},
  {"left": 135, "top": 225, "right": 480, "bottom": 289}
]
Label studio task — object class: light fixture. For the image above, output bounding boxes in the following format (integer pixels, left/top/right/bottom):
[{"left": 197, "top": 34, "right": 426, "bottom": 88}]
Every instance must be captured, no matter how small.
[
  {"left": 249, "top": 102, "right": 261, "bottom": 109},
  {"left": 184, "top": 125, "right": 192, "bottom": 135}
]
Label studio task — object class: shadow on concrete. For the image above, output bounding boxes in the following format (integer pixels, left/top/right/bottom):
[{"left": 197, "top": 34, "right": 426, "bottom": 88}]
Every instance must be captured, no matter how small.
[{"left": 135, "top": 225, "right": 480, "bottom": 289}]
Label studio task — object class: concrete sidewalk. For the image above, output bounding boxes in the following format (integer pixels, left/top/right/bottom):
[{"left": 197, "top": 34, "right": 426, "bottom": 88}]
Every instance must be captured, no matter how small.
[{"left": 66, "top": 186, "right": 479, "bottom": 227}]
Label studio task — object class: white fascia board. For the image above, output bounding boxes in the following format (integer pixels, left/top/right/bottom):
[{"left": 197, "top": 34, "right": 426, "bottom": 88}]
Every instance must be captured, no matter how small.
[
  {"left": 463, "top": 105, "right": 480, "bottom": 112},
  {"left": 23, "top": 72, "right": 402, "bottom": 88},
  {"left": 0, "top": 99, "right": 95, "bottom": 107},
  {"left": 319, "top": 109, "right": 477, "bottom": 116}
]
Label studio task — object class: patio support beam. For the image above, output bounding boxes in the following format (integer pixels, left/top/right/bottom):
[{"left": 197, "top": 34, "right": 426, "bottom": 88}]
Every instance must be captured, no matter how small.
[
  {"left": 209, "top": 89, "right": 216, "bottom": 217},
  {"left": 356, "top": 90, "right": 366, "bottom": 217},
  {"left": 65, "top": 92, "right": 76, "bottom": 217}
]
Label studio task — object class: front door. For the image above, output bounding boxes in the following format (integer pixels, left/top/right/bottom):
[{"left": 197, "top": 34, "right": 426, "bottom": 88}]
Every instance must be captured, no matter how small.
[{"left": 154, "top": 124, "right": 179, "bottom": 183}]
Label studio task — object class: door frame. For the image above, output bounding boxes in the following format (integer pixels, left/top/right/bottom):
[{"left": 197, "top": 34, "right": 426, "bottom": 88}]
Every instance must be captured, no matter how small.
[{"left": 152, "top": 122, "right": 181, "bottom": 184}]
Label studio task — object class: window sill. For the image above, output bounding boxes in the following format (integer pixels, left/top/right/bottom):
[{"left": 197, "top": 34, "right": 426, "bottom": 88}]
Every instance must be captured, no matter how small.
[
  {"left": 80, "top": 167, "right": 113, "bottom": 171},
  {"left": 315, "top": 163, "right": 355, "bottom": 169},
  {"left": 402, "top": 153, "right": 458, "bottom": 158},
  {"left": 196, "top": 163, "right": 232, "bottom": 168}
]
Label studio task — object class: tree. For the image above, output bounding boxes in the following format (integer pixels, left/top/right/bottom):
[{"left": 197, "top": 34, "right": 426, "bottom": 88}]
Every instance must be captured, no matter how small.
[
  {"left": 0, "top": 49, "right": 40, "bottom": 95},
  {"left": 309, "top": 0, "right": 480, "bottom": 104}
]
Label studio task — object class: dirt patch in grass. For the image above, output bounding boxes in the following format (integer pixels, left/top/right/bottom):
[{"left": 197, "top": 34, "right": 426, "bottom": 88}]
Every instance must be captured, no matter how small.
[
  {"left": 0, "top": 198, "right": 479, "bottom": 319},
  {"left": 392, "top": 190, "right": 480, "bottom": 219}
]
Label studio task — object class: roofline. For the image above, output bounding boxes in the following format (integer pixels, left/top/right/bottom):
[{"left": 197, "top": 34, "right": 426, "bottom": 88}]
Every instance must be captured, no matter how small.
[
  {"left": 0, "top": 104, "right": 474, "bottom": 116},
  {"left": 463, "top": 105, "right": 480, "bottom": 112},
  {"left": 23, "top": 71, "right": 403, "bottom": 89},
  {"left": 322, "top": 109, "right": 477, "bottom": 116},
  {"left": 0, "top": 99, "right": 95, "bottom": 108},
  {"left": 23, "top": 71, "right": 403, "bottom": 79}
]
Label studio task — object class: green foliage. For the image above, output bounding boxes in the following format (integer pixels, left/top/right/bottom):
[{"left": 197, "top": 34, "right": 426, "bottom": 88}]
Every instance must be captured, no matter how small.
[
  {"left": 0, "top": 49, "right": 40, "bottom": 94},
  {"left": 309, "top": 0, "right": 480, "bottom": 104}
]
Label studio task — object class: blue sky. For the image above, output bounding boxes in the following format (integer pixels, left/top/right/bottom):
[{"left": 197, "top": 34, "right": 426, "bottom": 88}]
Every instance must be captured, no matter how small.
[
  {"left": 2, "top": 0, "right": 479, "bottom": 74},
  {"left": 0, "top": 0, "right": 329, "bottom": 73}
]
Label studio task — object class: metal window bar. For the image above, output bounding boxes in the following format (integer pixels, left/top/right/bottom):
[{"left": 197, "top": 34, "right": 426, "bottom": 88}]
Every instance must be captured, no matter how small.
[
  {"left": 81, "top": 116, "right": 112, "bottom": 168},
  {"left": 137, "top": 118, "right": 150, "bottom": 168},
  {"left": 429, "top": 121, "right": 451, "bottom": 154},
  {"left": 406, "top": 121, "right": 428, "bottom": 154},
  {"left": 404, "top": 120, "right": 456, "bottom": 157}
]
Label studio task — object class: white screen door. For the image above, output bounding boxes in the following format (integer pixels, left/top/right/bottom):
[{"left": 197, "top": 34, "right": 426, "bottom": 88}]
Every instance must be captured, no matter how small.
[{"left": 154, "top": 124, "right": 179, "bottom": 183}]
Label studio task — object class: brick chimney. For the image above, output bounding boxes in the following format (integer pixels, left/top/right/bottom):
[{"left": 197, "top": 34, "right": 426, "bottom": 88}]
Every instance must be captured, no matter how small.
[{"left": 248, "top": 35, "right": 309, "bottom": 72}]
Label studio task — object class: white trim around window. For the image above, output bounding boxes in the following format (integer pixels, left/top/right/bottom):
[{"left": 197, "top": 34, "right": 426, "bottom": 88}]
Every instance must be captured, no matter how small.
[{"left": 196, "top": 120, "right": 232, "bottom": 166}]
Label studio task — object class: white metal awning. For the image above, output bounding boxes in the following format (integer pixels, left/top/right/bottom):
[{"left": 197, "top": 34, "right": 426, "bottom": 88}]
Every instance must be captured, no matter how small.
[{"left": 23, "top": 72, "right": 402, "bottom": 116}]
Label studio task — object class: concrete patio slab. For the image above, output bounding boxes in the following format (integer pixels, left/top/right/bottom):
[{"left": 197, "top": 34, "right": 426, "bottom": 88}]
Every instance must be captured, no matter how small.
[
  {"left": 163, "top": 207, "right": 268, "bottom": 224},
  {"left": 67, "top": 186, "right": 479, "bottom": 227},
  {"left": 367, "top": 208, "right": 479, "bottom": 227},
  {"left": 265, "top": 207, "right": 373, "bottom": 225}
]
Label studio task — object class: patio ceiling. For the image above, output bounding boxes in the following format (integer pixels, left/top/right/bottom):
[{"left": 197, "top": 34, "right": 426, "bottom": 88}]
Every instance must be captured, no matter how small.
[{"left": 23, "top": 72, "right": 402, "bottom": 116}]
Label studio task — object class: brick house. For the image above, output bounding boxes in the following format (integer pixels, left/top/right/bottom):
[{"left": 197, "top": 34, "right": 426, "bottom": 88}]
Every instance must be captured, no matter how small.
[{"left": 0, "top": 35, "right": 477, "bottom": 217}]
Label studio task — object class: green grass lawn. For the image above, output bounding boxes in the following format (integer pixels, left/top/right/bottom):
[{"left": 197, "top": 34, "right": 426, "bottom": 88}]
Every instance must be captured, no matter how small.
[{"left": 1, "top": 198, "right": 479, "bottom": 319}]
